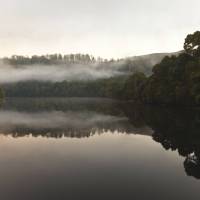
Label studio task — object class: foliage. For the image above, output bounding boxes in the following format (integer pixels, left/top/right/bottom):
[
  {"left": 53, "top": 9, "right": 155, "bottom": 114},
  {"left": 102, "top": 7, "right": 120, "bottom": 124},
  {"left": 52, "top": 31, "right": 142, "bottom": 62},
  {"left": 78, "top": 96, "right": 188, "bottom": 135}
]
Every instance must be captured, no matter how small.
[
  {"left": 184, "top": 31, "right": 200, "bottom": 57},
  {"left": 2, "top": 76, "right": 127, "bottom": 99},
  {"left": 131, "top": 31, "right": 200, "bottom": 105},
  {"left": 122, "top": 72, "right": 147, "bottom": 101}
]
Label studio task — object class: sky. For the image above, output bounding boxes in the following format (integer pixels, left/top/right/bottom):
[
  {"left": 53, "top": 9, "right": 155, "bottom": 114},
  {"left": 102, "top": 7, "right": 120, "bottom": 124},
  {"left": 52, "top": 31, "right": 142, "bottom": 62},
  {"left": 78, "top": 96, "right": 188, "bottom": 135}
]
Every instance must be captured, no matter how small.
[{"left": 0, "top": 0, "right": 200, "bottom": 59}]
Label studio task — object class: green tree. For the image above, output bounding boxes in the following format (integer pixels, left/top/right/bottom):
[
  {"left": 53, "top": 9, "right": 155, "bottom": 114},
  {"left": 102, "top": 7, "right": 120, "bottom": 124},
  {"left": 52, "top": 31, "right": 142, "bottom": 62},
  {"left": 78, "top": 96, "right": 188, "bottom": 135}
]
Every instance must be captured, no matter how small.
[{"left": 184, "top": 31, "right": 200, "bottom": 57}]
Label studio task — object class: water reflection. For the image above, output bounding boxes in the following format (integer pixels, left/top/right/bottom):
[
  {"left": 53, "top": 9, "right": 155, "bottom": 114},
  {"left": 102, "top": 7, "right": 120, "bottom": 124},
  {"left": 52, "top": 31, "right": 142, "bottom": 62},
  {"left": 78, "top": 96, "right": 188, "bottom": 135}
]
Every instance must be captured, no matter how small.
[
  {"left": 0, "top": 98, "right": 153, "bottom": 138},
  {"left": 125, "top": 105, "right": 200, "bottom": 180},
  {"left": 0, "top": 98, "right": 200, "bottom": 181}
]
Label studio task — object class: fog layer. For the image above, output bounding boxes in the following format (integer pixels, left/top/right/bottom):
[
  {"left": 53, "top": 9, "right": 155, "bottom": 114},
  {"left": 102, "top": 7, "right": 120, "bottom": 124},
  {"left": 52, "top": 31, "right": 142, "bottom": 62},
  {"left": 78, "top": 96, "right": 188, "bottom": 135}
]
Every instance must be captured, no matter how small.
[
  {"left": 0, "top": 64, "right": 126, "bottom": 83},
  {"left": 0, "top": 110, "right": 127, "bottom": 129}
]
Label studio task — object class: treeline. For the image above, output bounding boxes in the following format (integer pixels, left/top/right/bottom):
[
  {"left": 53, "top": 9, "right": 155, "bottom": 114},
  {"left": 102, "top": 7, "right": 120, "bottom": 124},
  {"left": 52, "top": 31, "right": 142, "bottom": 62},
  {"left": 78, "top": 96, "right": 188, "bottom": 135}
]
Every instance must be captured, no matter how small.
[
  {"left": 2, "top": 73, "right": 149, "bottom": 100},
  {"left": 2, "top": 76, "right": 127, "bottom": 98},
  {"left": 3, "top": 54, "right": 99, "bottom": 65},
  {"left": 1, "top": 53, "right": 169, "bottom": 76}
]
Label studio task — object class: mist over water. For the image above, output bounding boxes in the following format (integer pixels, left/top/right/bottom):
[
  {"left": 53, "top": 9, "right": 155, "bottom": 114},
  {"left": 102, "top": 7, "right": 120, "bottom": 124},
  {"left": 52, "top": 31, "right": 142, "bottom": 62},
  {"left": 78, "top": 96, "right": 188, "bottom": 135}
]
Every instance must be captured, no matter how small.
[
  {"left": 0, "top": 110, "right": 127, "bottom": 129},
  {"left": 0, "top": 98, "right": 152, "bottom": 137}
]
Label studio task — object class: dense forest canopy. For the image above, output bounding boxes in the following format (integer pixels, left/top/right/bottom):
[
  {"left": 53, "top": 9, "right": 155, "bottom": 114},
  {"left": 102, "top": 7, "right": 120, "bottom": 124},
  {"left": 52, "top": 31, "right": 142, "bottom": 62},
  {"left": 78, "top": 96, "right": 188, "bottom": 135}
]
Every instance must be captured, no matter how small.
[{"left": 137, "top": 31, "right": 200, "bottom": 105}]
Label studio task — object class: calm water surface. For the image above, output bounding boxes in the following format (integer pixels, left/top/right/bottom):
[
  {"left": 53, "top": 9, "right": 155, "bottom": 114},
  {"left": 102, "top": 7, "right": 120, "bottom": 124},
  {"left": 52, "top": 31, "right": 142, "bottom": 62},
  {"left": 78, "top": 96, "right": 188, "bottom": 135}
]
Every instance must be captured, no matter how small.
[{"left": 0, "top": 98, "right": 199, "bottom": 200}]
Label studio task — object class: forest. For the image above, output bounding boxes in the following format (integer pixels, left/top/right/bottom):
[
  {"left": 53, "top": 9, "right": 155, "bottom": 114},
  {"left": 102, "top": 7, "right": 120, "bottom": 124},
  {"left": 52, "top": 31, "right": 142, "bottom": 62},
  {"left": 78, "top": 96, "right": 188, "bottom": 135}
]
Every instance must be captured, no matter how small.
[{"left": 1, "top": 31, "right": 200, "bottom": 106}]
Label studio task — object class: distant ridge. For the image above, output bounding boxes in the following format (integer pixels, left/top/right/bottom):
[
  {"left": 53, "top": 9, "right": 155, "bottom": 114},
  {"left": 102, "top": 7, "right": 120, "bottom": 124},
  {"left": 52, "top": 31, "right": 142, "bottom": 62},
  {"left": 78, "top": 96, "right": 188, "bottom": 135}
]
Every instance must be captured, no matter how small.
[{"left": 118, "top": 51, "right": 182, "bottom": 75}]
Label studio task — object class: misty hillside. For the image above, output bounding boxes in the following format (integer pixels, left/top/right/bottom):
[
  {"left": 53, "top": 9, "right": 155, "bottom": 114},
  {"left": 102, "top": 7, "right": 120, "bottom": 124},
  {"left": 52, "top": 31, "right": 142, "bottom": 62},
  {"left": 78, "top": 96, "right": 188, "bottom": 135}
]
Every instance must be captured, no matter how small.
[
  {"left": 128, "top": 52, "right": 180, "bottom": 67},
  {"left": 117, "top": 52, "right": 181, "bottom": 75},
  {"left": 0, "top": 51, "right": 181, "bottom": 98},
  {"left": 0, "top": 51, "right": 180, "bottom": 84}
]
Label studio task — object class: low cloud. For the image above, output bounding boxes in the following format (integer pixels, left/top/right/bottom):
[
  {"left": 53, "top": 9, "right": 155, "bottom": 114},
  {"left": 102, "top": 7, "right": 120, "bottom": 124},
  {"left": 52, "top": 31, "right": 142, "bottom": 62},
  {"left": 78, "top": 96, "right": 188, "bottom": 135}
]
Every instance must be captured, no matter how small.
[{"left": 0, "top": 63, "right": 127, "bottom": 83}]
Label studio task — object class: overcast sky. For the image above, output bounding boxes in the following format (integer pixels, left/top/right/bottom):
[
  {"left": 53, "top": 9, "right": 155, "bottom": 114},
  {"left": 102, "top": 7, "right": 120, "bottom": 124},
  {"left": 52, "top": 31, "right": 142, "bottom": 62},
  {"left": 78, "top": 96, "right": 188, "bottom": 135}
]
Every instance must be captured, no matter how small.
[{"left": 0, "top": 0, "right": 200, "bottom": 58}]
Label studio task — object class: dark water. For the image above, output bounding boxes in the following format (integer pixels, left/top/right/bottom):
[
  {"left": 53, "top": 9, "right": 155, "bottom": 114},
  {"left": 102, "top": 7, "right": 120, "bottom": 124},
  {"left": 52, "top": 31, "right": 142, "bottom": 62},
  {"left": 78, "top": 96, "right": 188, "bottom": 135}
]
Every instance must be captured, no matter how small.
[{"left": 0, "top": 98, "right": 199, "bottom": 200}]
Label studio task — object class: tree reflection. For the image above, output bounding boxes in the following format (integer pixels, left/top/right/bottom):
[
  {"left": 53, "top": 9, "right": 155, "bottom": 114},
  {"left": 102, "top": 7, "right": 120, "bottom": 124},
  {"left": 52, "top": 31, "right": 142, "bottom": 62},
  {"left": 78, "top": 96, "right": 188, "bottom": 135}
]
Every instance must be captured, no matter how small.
[
  {"left": 184, "top": 153, "right": 200, "bottom": 179},
  {"left": 144, "top": 106, "right": 200, "bottom": 180},
  {"left": 0, "top": 98, "right": 152, "bottom": 138},
  {"left": 122, "top": 102, "right": 200, "bottom": 179},
  {"left": 1, "top": 98, "right": 200, "bottom": 179}
]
